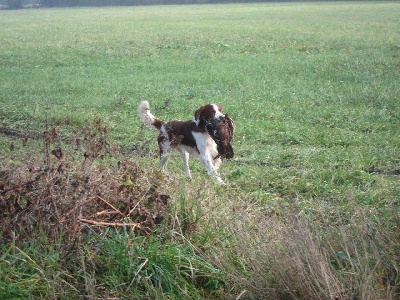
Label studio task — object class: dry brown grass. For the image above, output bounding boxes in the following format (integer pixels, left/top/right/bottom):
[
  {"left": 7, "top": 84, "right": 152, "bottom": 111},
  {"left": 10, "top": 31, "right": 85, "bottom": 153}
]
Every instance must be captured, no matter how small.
[
  {"left": 0, "top": 119, "right": 171, "bottom": 245},
  {"left": 199, "top": 200, "right": 400, "bottom": 300}
]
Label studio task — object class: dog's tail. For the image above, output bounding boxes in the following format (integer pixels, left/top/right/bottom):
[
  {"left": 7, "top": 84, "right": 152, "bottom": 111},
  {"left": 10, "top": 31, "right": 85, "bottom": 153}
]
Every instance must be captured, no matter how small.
[{"left": 138, "top": 101, "right": 163, "bottom": 130}]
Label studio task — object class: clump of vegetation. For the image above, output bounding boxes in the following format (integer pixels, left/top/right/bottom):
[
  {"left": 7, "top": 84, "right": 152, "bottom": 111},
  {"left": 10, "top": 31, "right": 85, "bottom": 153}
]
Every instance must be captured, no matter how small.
[{"left": 1, "top": 119, "right": 170, "bottom": 243}]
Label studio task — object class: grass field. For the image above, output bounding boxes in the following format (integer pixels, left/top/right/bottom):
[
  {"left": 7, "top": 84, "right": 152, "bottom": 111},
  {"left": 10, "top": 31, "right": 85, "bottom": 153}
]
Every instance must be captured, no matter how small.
[{"left": 1, "top": 2, "right": 400, "bottom": 299}]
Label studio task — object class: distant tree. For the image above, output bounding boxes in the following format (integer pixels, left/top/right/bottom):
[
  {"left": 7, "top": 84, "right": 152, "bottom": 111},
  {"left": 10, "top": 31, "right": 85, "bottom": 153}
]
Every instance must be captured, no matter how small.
[
  {"left": 40, "top": 0, "right": 55, "bottom": 6},
  {"left": 7, "top": 0, "right": 23, "bottom": 8}
]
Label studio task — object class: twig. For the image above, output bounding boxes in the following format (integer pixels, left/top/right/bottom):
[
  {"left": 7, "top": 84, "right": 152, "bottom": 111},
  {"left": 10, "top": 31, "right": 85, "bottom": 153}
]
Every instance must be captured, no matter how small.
[
  {"left": 60, "top": 197, "right": 97, "bottom": 222},
  {"left": 44, "top": 112, "right": 50, "bottom": 168},
  {"left": 60, "top": 195, "right": 122, "bottom": 223},
  {"left": 46, "top": 177, "right": 60, "bottom": 221},
  {"left": 79, "top": 218, "right": 141, "bottom": 229},
  {"left": 236, "top": 290, "right": 247, "bottom": 300},
  {"left": 94, "top": 195, "right": 123, "bottom": 216},
  {"left": 128, "top": 258, "right": 148, "bottom": 289},
  {"left": 95, "top": 210, "right": 119, "bottom": 216}
]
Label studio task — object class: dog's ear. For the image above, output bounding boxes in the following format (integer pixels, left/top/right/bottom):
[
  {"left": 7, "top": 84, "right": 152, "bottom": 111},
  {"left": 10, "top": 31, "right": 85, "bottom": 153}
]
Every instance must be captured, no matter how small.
[
  {"left": 194, "top": 105, "right": 205, "bottom": 122},
  {"left": 196, "top": 105, "right": 217, "bottom": 123}
]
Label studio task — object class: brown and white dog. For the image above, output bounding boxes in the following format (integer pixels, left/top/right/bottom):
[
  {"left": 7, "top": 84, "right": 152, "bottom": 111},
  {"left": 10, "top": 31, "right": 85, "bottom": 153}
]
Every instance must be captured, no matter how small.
[{"left": 138, "top": 101, "right": 234, "bottom": 185}]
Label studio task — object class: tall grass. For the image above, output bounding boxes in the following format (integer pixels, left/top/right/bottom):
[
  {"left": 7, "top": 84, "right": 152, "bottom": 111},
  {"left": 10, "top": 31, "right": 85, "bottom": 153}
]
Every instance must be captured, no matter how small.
[
  {"left": 1, "top": 2, "right": 399, "bottom": 299},
  {"left": 196, "top": 190, "right": 400, "bottom": 299},
  {"left": 77, "top": 228, "right": 223, "bottom": 299}
]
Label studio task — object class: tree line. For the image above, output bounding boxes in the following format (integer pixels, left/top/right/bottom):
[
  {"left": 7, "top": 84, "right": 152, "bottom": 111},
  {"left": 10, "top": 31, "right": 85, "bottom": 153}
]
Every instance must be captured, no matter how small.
[{"left": 2, "top": 0, "right": 297, "bottom": 9}]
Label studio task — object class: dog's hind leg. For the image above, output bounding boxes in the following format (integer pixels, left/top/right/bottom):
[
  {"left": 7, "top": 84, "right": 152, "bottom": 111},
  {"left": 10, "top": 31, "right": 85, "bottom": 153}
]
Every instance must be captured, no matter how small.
[
  {"left": 158, "top": 133, "right": 171, "bottom": 170},
  {"left": 160, "top": 153, "right": 169, "bottom": 169}
]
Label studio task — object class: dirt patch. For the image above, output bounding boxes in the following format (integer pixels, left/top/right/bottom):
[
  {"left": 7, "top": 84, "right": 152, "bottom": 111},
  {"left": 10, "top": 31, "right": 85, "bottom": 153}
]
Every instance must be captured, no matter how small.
[
  {"left": 366, "top": 166, "right": 400, "bottom": 176},
  {"left": 0, "top": 126, "right": 36, "bottom": 139}
]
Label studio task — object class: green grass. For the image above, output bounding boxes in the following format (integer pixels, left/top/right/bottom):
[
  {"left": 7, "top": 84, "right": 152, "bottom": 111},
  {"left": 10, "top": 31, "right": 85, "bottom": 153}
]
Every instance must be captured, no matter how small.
[{"left": 1, "top": 2, "right": 399, "bottom": 299}]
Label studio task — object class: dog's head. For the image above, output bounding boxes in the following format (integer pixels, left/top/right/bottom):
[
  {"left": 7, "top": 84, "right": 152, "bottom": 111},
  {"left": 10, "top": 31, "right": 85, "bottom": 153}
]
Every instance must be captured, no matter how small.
[
  {"left": 194, "top": 104, "right": 224, "bottom": 125},
  {"left": 195, "top": 104, "right": 235, "bottom": 159}
]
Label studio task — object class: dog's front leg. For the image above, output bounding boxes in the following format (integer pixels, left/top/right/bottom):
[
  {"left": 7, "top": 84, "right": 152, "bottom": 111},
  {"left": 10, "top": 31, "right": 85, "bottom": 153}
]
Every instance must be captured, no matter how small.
[
  {"left": 178, "top": 148, "right": 192, "bottom": 178},
  {"left": 200, "top": 153, "right": 225, "bottom": 185},
  {"left": 193, "top": 132, "right": 225, "bottom": 185}
]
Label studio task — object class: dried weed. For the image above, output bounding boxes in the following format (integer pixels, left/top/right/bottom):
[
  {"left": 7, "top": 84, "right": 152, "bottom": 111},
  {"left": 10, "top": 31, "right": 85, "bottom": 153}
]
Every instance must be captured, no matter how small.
[{"left": 0, "top": 119, "right": 171, "bottom": 245}]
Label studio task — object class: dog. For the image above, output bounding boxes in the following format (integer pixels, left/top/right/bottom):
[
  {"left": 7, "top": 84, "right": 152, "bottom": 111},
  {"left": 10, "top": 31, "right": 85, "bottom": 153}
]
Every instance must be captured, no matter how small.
[{"left": 138, "top": 101, "right": 234, "bottom": 185}]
